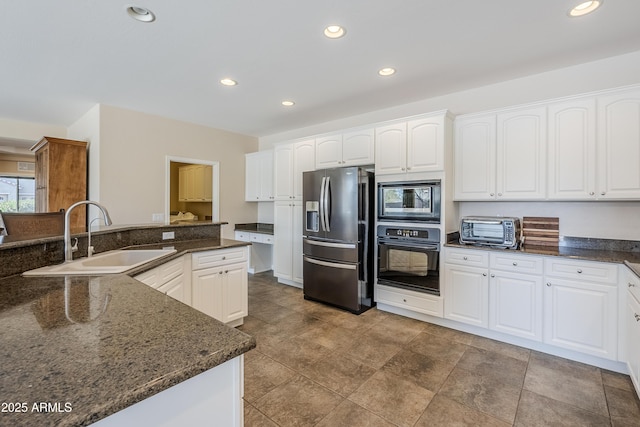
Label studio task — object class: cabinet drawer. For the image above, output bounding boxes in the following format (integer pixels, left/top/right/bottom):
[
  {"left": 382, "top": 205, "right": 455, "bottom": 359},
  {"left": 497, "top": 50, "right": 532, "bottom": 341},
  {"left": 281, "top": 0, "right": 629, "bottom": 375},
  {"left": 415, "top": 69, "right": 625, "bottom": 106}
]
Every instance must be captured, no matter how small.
[
  {"left": 234, "top": 231, "right": 251, "bottom": 242},
  {"left": 192, "top": 247, "right": 247, "bottom": 270},
  {"left": 545, "top": 258, "right": 617, "bottom": 284},
  {"left": 444, "top": 248, "right": 489, "bottom": 268},
  {"left": 623, "top": 265, "right": 640, "bottom": 302},
  {"left": 157, "top": 256, "right": 184, "bottom": 283},
  {"left": 250, "top": 233, "right": 274, "bottom": 245},
  {"left": 490, "top": 252, "right": 543, "bottom": 275},
  {"left": 376, "top": 285, "right": 443, "bottom": 317}
]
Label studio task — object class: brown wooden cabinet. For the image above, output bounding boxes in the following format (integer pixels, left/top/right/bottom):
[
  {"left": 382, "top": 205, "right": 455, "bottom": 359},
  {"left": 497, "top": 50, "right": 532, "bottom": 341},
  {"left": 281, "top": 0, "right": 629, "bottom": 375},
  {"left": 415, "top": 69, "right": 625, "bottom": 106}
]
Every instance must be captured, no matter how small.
[{"left": 31, "top": 137, "right": 87, "bottom": 232}]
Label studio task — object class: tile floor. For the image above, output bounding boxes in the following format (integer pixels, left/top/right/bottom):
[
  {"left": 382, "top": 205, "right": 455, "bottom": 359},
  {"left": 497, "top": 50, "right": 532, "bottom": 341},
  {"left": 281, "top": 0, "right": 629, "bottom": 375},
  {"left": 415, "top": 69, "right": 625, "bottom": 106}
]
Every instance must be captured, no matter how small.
[{"left": 238, "top": 272, "right": 640, "bottom": 426}]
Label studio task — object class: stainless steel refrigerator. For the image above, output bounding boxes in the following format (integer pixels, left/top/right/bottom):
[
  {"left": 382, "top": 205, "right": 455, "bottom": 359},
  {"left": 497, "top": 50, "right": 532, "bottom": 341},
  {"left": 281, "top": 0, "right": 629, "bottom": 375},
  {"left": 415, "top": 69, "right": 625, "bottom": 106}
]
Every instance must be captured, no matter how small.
[{"left": 302, "top": 166, "right": 374, "bottom": 314}]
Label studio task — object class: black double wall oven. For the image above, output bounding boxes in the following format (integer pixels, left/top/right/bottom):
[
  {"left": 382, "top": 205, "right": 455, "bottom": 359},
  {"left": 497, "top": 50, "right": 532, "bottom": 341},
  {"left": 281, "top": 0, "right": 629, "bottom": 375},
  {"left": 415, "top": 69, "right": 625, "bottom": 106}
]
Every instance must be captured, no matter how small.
[{"left": 376, "top": 180, "right": 442, "bottom": 296}]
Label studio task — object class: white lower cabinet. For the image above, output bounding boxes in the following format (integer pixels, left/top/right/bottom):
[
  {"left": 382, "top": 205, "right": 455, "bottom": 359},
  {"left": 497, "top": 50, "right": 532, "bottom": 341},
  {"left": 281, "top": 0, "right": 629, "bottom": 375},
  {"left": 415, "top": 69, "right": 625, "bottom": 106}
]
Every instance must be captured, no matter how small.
[
  {"left": 443, "top": 247, "right": 619, "bottom": 361},
  {"left": 376, "top": 284, "right": 443, "bottom": 318},
  {"left": 626, "top": 287, "right": 640, "bottom": 394},
  {"left": 191, "top": 247, "right": 249, "bottom": 327},
  {"left": 134, "top": 255, "right": 190, "bottom": 305},
  {"left": 273, "top": 201, "right": 303, "bottom": 286},
  {"left": 135, "top": 247, "right": 249, "bottom": 326},
  {"left": 544, "top": 258, "right": 618, "bottom": 360}
]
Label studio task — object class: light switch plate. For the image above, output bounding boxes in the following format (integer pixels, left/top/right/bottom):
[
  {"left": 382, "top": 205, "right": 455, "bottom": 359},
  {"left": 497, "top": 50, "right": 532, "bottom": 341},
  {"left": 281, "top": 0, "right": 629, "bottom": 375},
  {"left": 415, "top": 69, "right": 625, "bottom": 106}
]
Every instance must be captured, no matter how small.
[{"left": 162, "top": 231, "right": 175, "bottom": 240}]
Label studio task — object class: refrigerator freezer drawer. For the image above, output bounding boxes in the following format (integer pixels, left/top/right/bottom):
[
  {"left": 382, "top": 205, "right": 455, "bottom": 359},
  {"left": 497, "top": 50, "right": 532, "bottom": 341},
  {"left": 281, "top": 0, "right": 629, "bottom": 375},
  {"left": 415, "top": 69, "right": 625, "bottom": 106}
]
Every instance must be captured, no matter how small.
[
  {"left": 303, "top": 238, "right": 359, "bottom": 263},
  {"left": 303, "top": 256, "right": 360, "bottom": 312}
]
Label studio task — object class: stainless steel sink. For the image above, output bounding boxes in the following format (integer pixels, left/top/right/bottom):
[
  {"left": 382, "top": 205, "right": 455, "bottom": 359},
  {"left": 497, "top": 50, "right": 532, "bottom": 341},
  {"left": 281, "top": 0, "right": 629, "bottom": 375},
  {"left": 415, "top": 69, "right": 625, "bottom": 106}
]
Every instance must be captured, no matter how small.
[{"left": 23, "top": 249, "right": 177, "bottom": 276}]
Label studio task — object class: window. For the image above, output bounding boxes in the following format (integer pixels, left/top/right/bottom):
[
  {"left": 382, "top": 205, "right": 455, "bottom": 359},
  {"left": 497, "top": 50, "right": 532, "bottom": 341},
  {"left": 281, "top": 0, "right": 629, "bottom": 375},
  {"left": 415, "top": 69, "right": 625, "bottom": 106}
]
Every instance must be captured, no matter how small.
[{"left": 0, "top": 176, "right": 35, "bottom": 212}]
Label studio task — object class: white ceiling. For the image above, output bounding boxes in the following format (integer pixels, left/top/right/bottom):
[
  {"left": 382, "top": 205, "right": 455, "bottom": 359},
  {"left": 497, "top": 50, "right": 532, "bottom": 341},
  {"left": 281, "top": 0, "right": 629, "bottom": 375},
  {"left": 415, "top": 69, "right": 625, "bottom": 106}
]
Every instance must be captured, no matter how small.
[{"left": 1, "top": 0, "right": 640, "bottom": 138}]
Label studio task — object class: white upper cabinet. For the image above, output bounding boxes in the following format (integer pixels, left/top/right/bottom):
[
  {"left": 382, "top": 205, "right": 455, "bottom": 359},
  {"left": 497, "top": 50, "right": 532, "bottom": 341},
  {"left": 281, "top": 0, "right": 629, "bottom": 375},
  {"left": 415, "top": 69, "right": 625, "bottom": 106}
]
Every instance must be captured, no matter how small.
[
  {"left": 274, "top": 140, "right": 315, "bottom": 200},
  {"left": 245, "top": 150, "right": 273, "bottom": 201},
  {"left": 547, "top": 98, "right": 597, "bottom": 199},
  {"left": 496, "top": 106, "right": 547, "bottom": 199},
  {"left": 454, "top": 114, "right": 496, "bottom": 200},
  {"left": 315, "top": 129, "right": 374, "bottom": 169},
  {"left": 597, "top": 88, "right": 640, "bottom": 199},
  {"left": 455, "top": 107, "right": 546, "bottom": 200},
  {"left": 375, "top": 123, "right": 407, "bottom": 175},
  {"left": 376, "top": 112, "right": 450, "bottom": 176}
]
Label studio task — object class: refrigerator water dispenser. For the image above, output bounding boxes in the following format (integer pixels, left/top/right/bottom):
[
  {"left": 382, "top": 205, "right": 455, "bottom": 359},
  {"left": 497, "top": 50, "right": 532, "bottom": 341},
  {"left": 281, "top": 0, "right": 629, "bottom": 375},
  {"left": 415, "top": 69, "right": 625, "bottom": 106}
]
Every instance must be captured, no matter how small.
[{"left": 305, "top": 201, "right": 319, "bottom": 232}]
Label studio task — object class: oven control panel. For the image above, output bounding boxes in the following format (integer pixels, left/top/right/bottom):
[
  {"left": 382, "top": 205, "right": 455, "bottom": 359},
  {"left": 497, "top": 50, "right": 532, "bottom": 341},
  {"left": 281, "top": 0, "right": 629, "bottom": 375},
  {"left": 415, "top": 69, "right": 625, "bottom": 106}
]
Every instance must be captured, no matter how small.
[{"left": 377, "top": 226, "right": 440, "bottom": 242}]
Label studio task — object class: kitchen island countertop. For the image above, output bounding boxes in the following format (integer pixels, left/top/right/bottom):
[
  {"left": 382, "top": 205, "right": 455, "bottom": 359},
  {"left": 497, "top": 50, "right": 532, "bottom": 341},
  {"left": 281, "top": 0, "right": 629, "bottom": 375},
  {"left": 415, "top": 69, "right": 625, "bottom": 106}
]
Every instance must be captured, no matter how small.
[{"left": 0, "top": 238, "right": 255, "bottom": 427}]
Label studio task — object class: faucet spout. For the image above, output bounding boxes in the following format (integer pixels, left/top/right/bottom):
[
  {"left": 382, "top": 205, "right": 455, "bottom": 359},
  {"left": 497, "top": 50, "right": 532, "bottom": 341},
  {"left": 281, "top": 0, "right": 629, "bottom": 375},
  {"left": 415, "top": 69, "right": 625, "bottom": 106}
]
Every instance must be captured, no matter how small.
[{"left": 64, "top": 201, "right": 113, "bottom": 262}]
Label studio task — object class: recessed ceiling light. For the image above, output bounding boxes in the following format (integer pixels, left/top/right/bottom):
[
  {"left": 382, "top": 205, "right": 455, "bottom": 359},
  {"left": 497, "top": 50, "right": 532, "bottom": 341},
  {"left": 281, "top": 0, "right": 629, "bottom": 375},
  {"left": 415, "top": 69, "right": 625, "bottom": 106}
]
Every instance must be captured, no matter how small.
[
  {"left": 324, "top": 25, "right": 346, "bottom": 39},
  {"left": 281, "top": 101, "right": 295, "bottom": 107},
  {"left": 378, "top": 67, "right": 396, "bottom": 77},
  {"left": 220, "top": 78, "right": 237, "bottom": 86},
  {"left": 126, "top": 6, "right": 156, "bottom": 23},
  {"left": 568, "top": 1, "right": 603, "bottom": 17}
]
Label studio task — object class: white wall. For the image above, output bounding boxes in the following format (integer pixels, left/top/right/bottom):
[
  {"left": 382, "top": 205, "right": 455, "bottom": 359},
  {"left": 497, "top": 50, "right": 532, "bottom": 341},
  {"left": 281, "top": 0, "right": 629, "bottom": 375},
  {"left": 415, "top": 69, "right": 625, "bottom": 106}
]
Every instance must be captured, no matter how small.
[
  {"left": 258, "top": 50, "right": 640, "bottom": 241},
  {"left": 67, "top": 104, "right": 101, "bottom": 214},
  {"left": 260, "top": 50, "right": 640, "bottom": 146},
  {"left": 96, "top": 105, "right": 258, "bottom": 238},
  {"left": 0, "top": 117, "right": 67, "bottom": 144}
]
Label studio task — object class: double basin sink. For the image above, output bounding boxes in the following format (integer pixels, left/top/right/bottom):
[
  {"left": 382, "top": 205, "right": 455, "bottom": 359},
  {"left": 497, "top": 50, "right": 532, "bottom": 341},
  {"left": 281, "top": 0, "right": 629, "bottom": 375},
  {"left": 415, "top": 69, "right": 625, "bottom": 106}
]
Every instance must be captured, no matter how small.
[{"left": 23, "top": 248, "right": 177, "bottom": 276}]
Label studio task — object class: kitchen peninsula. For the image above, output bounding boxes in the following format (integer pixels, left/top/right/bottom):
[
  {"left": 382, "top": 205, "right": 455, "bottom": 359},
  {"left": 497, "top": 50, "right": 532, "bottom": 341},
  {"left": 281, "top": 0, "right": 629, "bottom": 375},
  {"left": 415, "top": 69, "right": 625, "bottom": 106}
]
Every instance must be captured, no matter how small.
[{"left": 0, "top": 222, "right": 255, "bottom": 426}]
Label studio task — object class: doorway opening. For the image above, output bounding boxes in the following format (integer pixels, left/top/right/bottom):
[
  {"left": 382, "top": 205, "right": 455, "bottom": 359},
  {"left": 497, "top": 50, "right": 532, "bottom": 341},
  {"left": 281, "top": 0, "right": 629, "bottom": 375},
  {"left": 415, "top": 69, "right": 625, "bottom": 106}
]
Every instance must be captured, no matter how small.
[{"left": 165, "top": 156, "right": 219, "bottom": 224}]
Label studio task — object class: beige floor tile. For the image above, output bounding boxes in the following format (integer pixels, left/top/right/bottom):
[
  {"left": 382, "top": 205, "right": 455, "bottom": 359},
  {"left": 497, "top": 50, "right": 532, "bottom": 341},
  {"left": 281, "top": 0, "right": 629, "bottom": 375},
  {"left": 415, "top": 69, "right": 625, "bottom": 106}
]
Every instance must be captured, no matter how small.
[
  {"left": 439, "top": 366, "right": 522, "bottom": 424},
  {"left": 605, "top": 384, "right": 640, "bottom": 419},
  {"left": 303, "top": 351, "right": 377, "bottom": 397},
  {"left": 602, "top": 369, "right": 636, "bottom": 392},
  {"left": 456, "top": 346, "right": 528, "bottom": 388},
  {"left": 297, "top": 320, "right": 362, "bottom": 351},
  {"left": 253, "top": 374, "right": 343, "bottom": 427},
  {"left": 244, "top": 402, "right": 279, "bottom": 427},
  {"left": 258, "top": 334, "right": 332, "bottom": 372},
  {"left": 407, "top": 331, "right": 469, "bottom": 363},
  {"left": 469, "top": 335, "right": 531, "bottom": 362},
  {"left": 338, "top": 331, "right": 403, "bottom": 369},
  {"left": 348, "top": 370, "right": 435, "bottom": 427},
  {"left": 244, "top": 351, "right": 296, "bottom": 403},
  {"left": 381, "top": 348, "right": 457, "bottom": 393},
  {"left": 417, "top": 394, "right": 511, "bottom": 427},
  {"left": 514, "top": 390, "right": 611, "bottom": 427},
  {"left": 422, "top": 322, "right": 475, "bottom": 345},
  {"left": 315, "top": 400, "right": 396, "bottom": 427}
]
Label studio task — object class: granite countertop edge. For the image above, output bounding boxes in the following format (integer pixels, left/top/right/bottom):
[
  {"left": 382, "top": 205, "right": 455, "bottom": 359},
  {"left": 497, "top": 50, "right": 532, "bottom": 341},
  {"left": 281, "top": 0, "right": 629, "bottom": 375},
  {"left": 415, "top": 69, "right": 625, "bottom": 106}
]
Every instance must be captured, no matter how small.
[{"left": 3, "top": 238, "right": 255, "bottom": 427}]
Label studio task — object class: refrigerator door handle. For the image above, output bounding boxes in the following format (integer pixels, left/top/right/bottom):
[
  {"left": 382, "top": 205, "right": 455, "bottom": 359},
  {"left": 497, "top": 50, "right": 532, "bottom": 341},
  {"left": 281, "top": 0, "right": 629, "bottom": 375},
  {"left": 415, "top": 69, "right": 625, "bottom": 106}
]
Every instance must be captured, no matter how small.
[
  {"left": 304, "top": 256, "right": 356, "bottom": 270},
  {"left": 304, "top": 239, "right": 356, "bottom": 249},
  {"left": 324, "top": 176, "right": 331, "bottom": 232},
  {"left": 319, "top": 176, "right": 327, "bottom": 231}
]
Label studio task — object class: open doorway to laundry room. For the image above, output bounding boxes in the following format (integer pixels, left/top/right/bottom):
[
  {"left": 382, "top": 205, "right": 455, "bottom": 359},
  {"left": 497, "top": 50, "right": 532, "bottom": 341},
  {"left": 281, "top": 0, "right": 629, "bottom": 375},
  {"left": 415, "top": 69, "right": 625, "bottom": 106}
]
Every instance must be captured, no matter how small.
[{"left": 165, "top": 156, "right": 220, "bottom": 224}]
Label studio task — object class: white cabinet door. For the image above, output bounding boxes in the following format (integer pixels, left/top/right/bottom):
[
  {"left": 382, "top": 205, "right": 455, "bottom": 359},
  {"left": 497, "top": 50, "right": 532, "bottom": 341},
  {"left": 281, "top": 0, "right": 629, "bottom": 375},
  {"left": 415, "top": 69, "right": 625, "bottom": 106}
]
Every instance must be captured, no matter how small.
[
  {"left": 407, "top": 116, "right": 444, "bottom": 173},
  {"left": 222, "top": 263, "right": 248, "bottom": 323},
  {"left": 315, "top": 135, "right": 342, "bottom": 169},
  {"left": 454, "top": 115, "right": 496, "bottom": 200},
  {"left": 158, "top": 274, "right": 187, "bottom": 304},
  {"left": 496, "top": 106, "right": 547, "bottom": 199},
  {"left": 258, "top": 150, "right": 274, "bottom": 200},
  {"left": 292, "top": 201, "right": 303, "bottom": 283},
  {"left": 490, "top": 271, "right": 543, "bottom": 341},
  {"left": 597, "top": 89, "right": 640, "bottom": 199},
  {"left": 626, "top": 291, "right": 640, "bottom": 393},
  {"left": 192, "top": 267, "right": 224, "bottom": 320},
  {"left": 444, "top": 263, "right": 489, "bottom": 328},
  {"left": 293, "top": 140, "right": 315, "bottom": 200},
  {"left": 342, "top": 128, "right": 375, "bottom": 166},
  {"left": 273, "top": 144, "right": 294, "bottom": 200},
  {"left": 547, "top": 98, "right": 597, "bottom": 200},
  {"left": 245, "top": 153, "right": 260, "bottom": 201},
  {"left": 273, "top": 201, "right": 293, "bottom": 281},
  {"left": 375, "top": 123, "right": 407, "bottom": 175},
  {"left": 544, "top": 278, "right": 618, "bottom": 360}
]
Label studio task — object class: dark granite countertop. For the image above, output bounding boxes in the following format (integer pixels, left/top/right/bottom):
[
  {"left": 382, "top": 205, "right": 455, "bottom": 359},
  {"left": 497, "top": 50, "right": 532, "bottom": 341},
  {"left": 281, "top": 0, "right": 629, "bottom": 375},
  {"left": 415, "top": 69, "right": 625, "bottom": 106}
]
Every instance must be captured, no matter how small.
[
  {"left": 234, "top": 222, "right": 274, "bottom": 235},
  {"left": 0, "top": 238, "right": 255, "bottom": 427},
  {"left": 445, "top": 242, "right": 640, "bottom": 265},
  {"left": 625, "top": 261, "right": 640, "bottom": 279}
]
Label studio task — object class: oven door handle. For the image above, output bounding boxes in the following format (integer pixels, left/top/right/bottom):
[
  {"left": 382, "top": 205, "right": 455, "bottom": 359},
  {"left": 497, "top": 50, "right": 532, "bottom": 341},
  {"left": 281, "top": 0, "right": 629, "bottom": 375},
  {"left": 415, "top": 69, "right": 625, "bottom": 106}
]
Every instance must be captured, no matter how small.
[
  {"left": 304, "top": 256, "right": 356, "bottom": 270},
  {"left": 305, "top": 239, "right": 356, "bottom": 249},
  {"left": 378, "top": 240, "right": 439, "bottom": 251}
]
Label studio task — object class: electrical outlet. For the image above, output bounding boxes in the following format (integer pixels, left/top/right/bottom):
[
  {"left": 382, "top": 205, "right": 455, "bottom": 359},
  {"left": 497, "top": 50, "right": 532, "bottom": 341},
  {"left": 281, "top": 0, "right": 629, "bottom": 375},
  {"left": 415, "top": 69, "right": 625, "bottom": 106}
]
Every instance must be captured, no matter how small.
[
  {"left": 162, "top": 231, "right": 175, "bottom": 240},
  {"left": 152, "top": 213, "right": 164, "bottom": 222}
]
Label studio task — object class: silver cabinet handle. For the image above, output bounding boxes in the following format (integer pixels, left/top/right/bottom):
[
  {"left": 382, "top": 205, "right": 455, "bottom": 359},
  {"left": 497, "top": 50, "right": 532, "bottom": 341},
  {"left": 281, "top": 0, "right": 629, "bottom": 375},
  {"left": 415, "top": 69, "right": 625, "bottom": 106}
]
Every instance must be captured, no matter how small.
[
  {"left": 463, "top": 256, "right": 468, "bottom": 260},
  {"left": 222, "top": 256, "right": 226, "bottom": 260},
  {"left": 497, "top": 193, "right": 502, "bottom": 196},
  {"left": 546, "top": 282, "right": 552, "bottom": 287},
  {"left": 490, "top": 193, "right": 495, "bottom": 196},
  {"left": 589, "top": 192, "right": 595, "bottom": 196},
  {"left": 601, "top": 192, "right": 606, "bottom": 196},
  {"left": 407, "top": 167, "right": 411, "bottom": 171},
  {"left": 512, "top": 262, "right": 518, "bottom": 266},
  {"left": 490, "top": 274, "right": 495, "bottom": 278},
  {"left": 482, "top": 273, "right": 487, "bottom": 277},
  {"left": 577, "top": 269, "right": 582, "bottom": 273},
  {"left": 403, "top": 298, "right": 407, "bottom": 303},
  {"left": 635, "top": 314, "right": 640, "bottom": 322},
  {"left": 629, "top": 283, "right": 636, "bottom": 288}
]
